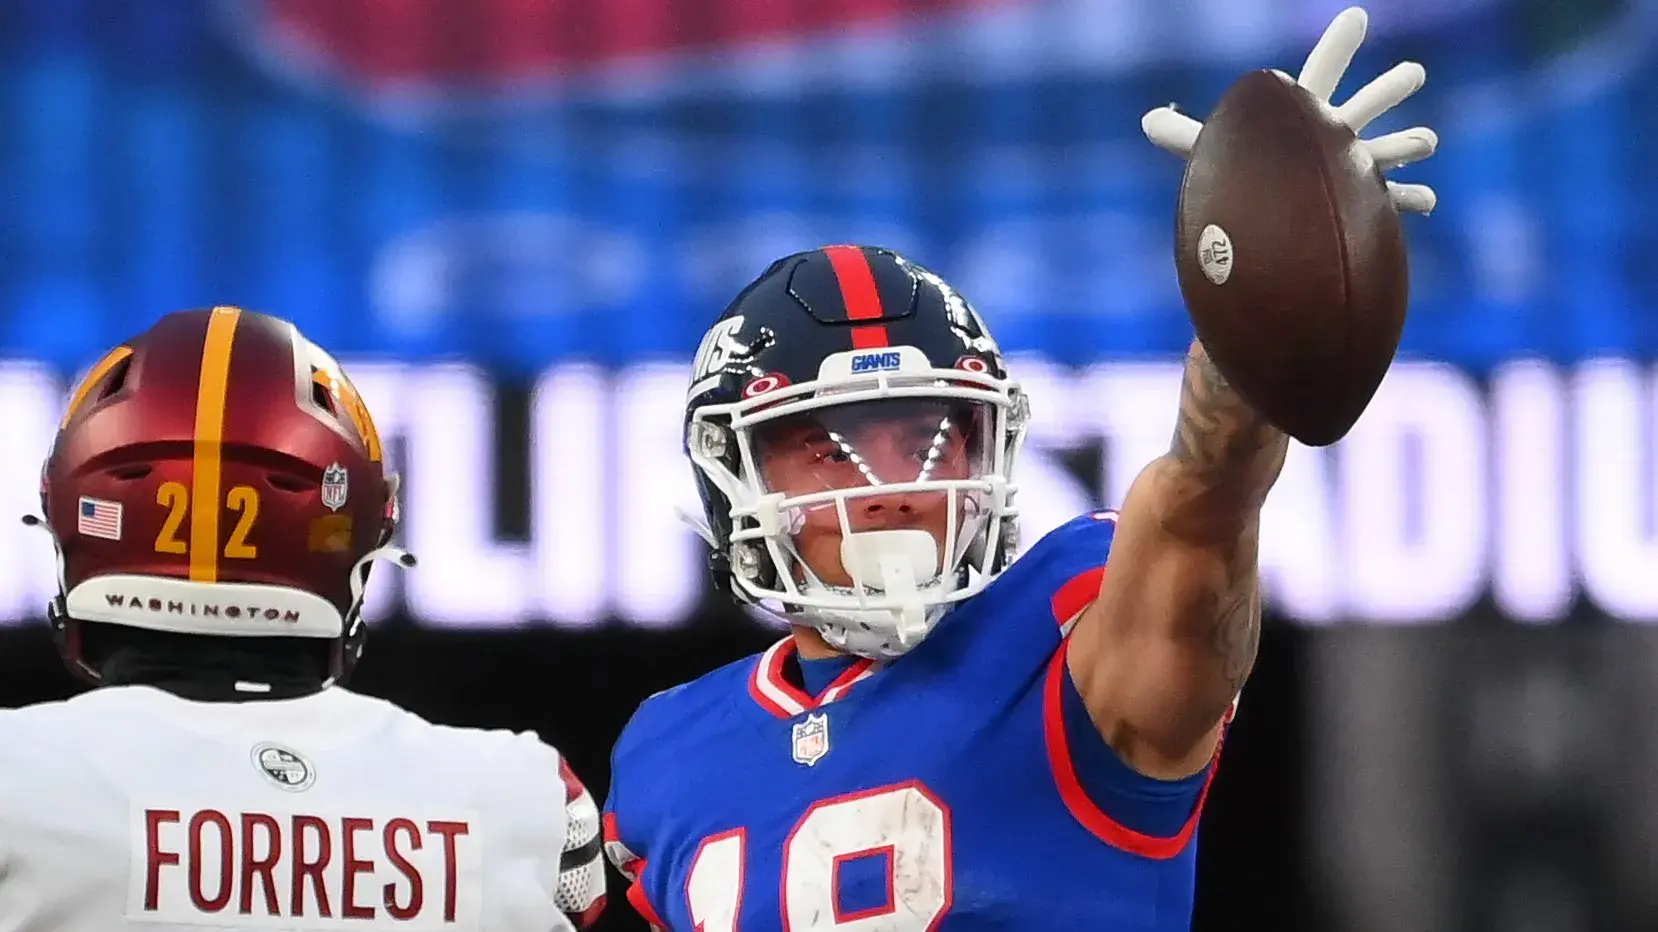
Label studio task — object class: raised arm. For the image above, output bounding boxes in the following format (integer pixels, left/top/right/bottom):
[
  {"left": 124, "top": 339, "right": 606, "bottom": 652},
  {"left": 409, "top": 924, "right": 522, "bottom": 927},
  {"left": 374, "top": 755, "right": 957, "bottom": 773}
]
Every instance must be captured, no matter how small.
[
  {"left": 1065, "top": 340, "right": 1288, "bottom": 777},
  {"left": 1067, "top": 6, "right": 1438, "bottom": 781}
]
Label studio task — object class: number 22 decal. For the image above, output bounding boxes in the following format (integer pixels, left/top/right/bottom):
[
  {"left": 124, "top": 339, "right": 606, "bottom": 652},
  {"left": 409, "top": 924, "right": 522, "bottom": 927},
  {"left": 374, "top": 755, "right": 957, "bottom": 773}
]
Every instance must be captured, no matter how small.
[
  {"left": 686, "top": 781, "right": 953, "bottom": 931},
  {"left": 153, "top": 481, "right": 260, "bottom": 558}
]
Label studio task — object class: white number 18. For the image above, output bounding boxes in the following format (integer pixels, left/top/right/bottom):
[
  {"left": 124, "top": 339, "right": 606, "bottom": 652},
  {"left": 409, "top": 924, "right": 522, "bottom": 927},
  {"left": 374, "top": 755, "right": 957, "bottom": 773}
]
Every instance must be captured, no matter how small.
[{"left": 686, "top": 781, "right": 954, "bottom": 931}]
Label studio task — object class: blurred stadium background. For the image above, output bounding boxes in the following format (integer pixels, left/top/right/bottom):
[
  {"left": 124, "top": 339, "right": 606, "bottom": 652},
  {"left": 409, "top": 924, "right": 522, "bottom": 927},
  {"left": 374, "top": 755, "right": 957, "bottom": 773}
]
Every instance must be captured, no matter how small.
[{"left": 0, "top": 0, "right": 1654, "bottom": 929}]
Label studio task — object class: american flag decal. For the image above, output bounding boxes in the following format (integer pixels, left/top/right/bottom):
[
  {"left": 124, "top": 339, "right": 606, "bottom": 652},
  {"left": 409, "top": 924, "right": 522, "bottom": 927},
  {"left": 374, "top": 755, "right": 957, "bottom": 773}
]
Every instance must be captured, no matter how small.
[{"left": 77, "top": 496, "right": 123, "bottom": 541}]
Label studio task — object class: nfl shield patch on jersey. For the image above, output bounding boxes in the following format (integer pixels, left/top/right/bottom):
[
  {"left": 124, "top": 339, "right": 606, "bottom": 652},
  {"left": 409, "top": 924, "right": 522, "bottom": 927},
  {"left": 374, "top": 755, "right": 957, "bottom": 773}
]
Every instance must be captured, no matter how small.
[
  {"left": 791, "top": 713, "right": 830, "bottom": 767},
  {"left": 250, "top": 742, "right": 315, "bottom": 792}
]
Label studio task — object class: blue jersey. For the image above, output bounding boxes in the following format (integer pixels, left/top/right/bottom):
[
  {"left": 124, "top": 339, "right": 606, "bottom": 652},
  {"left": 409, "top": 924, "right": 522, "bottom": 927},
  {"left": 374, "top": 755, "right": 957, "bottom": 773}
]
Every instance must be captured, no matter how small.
[{"left": 602, "top": 512, "right": 1229, "bottom": 931}]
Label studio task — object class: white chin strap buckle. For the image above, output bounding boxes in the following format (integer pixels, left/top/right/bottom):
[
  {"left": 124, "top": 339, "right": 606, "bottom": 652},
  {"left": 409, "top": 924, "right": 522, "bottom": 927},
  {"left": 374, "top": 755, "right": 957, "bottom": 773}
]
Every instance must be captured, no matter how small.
[{"left": 840, "top": 529, "right": 939, "bottom": 647}]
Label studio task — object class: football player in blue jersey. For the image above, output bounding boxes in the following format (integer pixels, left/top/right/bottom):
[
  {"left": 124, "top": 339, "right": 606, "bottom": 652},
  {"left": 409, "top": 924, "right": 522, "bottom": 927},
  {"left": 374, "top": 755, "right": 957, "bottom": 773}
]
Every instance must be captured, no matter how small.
[{"left": 602, "top": 8, "right": 1438, "bottom": 930}]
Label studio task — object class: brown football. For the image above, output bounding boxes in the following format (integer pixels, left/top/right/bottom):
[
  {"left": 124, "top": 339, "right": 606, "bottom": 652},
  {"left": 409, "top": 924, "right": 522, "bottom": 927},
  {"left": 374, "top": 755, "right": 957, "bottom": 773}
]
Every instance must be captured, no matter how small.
[{"left": 1174, "top": 69, "right": 1410, "bottom": 447}]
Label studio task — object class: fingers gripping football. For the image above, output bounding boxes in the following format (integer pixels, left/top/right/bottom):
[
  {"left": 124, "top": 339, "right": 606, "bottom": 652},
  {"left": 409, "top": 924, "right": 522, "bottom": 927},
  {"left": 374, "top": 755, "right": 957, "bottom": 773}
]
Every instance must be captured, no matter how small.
[{"left": 1141, "top": 6, "right": 1439, "bottom": 215}]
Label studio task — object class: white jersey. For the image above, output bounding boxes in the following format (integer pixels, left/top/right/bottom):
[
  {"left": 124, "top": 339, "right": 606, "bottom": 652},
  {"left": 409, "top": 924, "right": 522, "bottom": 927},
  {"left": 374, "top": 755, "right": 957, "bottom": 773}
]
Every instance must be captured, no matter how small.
[{"left": 0, "top": 685, "right": 605, "bottom": 931}]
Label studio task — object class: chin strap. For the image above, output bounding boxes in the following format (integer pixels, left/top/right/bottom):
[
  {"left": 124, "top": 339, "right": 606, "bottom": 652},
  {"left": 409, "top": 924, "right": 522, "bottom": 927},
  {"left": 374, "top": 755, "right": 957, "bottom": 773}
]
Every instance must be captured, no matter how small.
[
  {"left": 21, "top": 513, "right": 73, "bottom": 630},
  {"left": 20, "top": 512, "right": 67, "bottom": 586},
  {"left": 329, "top": 542, "right": 419, "bottom": 686},
  {"left": 348, "top": 544, "right": 417, "bottom": 606}
]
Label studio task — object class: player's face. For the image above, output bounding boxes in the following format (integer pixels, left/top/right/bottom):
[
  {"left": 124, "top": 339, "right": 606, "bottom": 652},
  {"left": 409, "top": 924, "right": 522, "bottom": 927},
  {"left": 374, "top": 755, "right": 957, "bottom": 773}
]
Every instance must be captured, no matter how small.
[{"left": 753, "top": 398, "right": 992, "bottom": 588}]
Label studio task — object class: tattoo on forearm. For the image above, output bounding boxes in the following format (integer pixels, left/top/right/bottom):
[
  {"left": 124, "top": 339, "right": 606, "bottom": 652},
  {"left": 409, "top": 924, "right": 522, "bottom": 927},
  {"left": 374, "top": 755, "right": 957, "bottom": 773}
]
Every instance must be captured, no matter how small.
[
  {"left": 1168, "top": 341, "right": 1288, "bottom": 498},
  {"left": 1167, "top": 341, "right": 1284, "bottom": 695}
]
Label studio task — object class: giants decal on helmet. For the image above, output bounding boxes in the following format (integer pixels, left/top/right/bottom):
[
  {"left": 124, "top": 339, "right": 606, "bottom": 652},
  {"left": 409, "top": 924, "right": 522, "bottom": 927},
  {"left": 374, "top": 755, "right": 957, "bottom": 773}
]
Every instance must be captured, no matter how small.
[
  {"left": 849, "top": 351, "right": 903, "bottom": 373},
  {"left": 816, "top": 346, "right": 933, "bottom": 381}
]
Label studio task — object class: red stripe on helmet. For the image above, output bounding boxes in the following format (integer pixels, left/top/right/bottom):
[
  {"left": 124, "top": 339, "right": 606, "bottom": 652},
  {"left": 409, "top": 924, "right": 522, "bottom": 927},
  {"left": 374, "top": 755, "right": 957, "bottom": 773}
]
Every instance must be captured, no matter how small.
[{"left": 822, "top": 245, "right": 890, "bottom": 349}]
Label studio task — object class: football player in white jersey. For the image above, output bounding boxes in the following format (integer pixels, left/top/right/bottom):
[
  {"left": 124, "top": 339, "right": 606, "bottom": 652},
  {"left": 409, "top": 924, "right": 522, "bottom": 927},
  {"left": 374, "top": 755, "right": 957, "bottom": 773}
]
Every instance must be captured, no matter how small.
[{"left": 0, "top": 306, "right": 607, "bottom": 931}]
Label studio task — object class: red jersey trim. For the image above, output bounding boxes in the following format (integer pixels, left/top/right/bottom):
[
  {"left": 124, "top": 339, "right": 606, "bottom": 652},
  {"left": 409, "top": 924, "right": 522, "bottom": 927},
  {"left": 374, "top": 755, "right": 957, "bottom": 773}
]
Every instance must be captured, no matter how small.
[
  {"left": 1051, "top": 511, "right": 1115, "bottom": 634},
  {"left": 747, "top": 636, "right": 880, "bottom": 720},
  {"left": 1041, "top": 515, "right": 1225, "bottom": 861},
  {"left": 601, "top": 811, "right": 643, "bottom": 880},
  {"left": 603, "top": 803, "right": 665, "bottom": 928},
  {"left": 1052, "top": 566, "right": 1104, "bottom": 632},
  {"left": 1042, "top": 639, "right": 1225, "bottom": 860},
  {"left": 626, "top": 878, "right": 667, "bottom": 930}
]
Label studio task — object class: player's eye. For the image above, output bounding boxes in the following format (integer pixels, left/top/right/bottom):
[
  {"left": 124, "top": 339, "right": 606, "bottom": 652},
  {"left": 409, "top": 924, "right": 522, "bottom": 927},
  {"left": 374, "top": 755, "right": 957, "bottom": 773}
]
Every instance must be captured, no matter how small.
[
  {"left": 800, "top": 430, "right": 855, "bottom": 465},
  {"left": 907, "top": 423, "right": 951, "bottom": 455}
]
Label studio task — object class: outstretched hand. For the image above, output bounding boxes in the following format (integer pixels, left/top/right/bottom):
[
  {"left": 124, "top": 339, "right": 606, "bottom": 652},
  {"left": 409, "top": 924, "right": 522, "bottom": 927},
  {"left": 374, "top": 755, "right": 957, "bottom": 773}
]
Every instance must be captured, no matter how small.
[{"left": 1141, "top": 6, "right": 1439, "bottom": 215}]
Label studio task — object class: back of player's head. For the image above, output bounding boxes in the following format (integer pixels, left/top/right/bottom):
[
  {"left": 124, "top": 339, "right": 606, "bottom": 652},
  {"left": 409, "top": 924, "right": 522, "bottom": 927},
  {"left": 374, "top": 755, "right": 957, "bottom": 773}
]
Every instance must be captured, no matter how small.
[
  {"left": 682, "top": 246, "right": 1029, "bottom": 659},
  {"left": 31, "top": 306, "right": 414, "bottom": 686}
]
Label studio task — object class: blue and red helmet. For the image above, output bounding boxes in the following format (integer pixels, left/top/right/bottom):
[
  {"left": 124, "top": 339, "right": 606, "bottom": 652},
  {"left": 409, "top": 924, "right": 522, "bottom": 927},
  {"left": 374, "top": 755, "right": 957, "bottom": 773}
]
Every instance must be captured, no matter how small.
[{"left": 684, "top": 246, "right": 1029, "bottom": 658}]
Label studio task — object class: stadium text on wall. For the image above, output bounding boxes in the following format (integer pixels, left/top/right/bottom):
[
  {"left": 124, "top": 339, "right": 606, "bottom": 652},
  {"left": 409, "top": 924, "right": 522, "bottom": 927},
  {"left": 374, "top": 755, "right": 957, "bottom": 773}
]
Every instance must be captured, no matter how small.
[{"left": 0, "top": 357, "right": 1651, "bottom": 628}]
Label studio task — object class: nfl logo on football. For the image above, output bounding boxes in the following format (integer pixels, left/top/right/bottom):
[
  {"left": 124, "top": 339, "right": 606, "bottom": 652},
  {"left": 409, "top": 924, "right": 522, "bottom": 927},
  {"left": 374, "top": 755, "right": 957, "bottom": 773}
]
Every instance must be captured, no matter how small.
[
  {"left": 320, "top": 463, "right": 349, "bottom": 512},
  {"left": 791, "top": 713, "right": 830, "bottom": 767}
]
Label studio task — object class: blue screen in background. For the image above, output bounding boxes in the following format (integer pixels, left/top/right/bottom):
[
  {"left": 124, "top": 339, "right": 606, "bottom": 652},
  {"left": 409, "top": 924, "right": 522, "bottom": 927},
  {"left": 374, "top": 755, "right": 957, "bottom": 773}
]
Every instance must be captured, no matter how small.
[{"left": 0, "top": 0, "right": 1652, "bottom": 374}]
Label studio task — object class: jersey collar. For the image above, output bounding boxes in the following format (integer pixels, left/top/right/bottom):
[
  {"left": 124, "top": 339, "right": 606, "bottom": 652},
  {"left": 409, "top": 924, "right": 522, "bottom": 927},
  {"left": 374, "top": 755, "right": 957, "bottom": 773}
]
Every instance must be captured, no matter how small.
[{"left": 747, "top": 637, "right": 879, "bottom": 720}]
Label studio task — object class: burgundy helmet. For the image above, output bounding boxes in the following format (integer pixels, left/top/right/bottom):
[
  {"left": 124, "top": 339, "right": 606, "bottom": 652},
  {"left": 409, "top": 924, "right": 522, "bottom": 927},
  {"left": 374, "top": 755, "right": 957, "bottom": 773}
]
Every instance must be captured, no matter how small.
[{"left": 30, "top": 306, "right": 411, "bottom": 684}]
